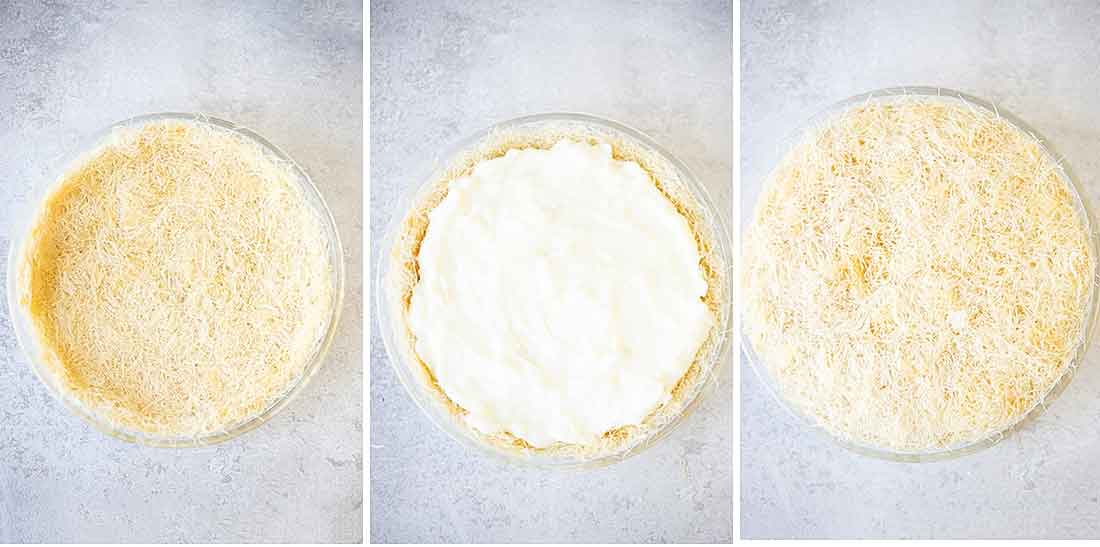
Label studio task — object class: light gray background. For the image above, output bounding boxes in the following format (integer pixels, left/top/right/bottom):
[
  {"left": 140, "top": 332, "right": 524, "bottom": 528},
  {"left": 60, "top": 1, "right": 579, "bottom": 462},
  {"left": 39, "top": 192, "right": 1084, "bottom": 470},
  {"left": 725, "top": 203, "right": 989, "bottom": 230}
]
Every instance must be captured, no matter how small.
[
  {"left": 0, "top": 1, "right": 362, "bottom": 543},
  {"left": 371, "top": 0, "right": 732, "bottom": 542},
  {"left": 743, "top": 0, "right": 1100, "bottom": 540}
]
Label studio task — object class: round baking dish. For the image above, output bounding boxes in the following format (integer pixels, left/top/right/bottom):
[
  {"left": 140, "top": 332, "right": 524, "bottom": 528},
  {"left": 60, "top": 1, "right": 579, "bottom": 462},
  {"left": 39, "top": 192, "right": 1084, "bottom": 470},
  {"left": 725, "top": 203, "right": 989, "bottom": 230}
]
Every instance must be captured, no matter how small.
[
  {"left": 377, "top": 113, "right": 732, "bottom": 467},
  {"left": 7, "top": 112, "right": 345, "bottom": 447},
  {"left": 742, "top": 86, "right": 1100, "bottom": 462}
]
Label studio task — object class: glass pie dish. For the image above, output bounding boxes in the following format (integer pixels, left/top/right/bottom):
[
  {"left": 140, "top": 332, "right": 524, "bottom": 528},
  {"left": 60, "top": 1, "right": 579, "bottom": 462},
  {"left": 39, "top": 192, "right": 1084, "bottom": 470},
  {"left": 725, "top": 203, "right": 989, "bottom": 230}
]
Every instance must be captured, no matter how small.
[
  {"left": 376, "top": 112, "right": 732, "bottom": 467},
  {"left": 741, "top": 87, "right": 1100, "bottom": 462},
  {"left": 7, "top": 112, "right": 345, "bottom": 447}
]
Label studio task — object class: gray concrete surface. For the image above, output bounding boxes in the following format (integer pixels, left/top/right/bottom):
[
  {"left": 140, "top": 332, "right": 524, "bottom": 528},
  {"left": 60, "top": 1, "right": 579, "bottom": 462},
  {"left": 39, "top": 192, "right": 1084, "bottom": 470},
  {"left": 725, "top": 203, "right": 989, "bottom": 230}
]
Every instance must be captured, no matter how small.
[
  {"left": 370, "top": 0, "right": 732, "bottom": 543},
  {"left": 0, "top": 1, "right": 362, "bottom": 543},
  {"left": 743, "top": 0, "right": 1100, "bottom": 539}
]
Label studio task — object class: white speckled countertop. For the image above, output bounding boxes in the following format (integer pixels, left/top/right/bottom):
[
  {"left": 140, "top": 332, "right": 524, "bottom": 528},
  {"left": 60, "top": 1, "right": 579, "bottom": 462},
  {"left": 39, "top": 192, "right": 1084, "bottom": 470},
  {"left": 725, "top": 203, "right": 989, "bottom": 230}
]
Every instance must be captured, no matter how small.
[
  {"left": 0, "top": 2, "right": 362, "bottom": 543},
  {"left": 370, "top": 0, "right": 732, "bottom": 542},
  {"left": 743, "top": 0, "right": 1100, "bottom": 539}
]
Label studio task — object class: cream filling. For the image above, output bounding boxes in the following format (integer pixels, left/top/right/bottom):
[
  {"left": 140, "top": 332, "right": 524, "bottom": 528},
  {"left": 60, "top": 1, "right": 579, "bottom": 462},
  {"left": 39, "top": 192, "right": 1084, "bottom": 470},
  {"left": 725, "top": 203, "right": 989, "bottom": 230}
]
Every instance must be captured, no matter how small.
[{"left": 407, "top": 139, "right": 711, "bottom": 447}]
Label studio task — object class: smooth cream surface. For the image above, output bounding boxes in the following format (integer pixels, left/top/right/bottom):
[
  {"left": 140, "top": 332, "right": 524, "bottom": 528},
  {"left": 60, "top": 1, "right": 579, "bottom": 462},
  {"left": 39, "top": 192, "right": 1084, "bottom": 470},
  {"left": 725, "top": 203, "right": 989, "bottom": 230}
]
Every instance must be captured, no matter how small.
[{"left": 407, "top": 140, "right": 711, "bottom": 447}]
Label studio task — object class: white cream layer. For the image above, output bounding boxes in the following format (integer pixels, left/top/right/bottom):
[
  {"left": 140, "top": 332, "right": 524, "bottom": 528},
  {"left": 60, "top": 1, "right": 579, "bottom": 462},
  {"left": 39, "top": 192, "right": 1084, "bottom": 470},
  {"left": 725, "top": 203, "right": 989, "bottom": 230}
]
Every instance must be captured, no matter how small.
[{"left": 407, "top": 139, "right": 712, "bottom": 447}]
